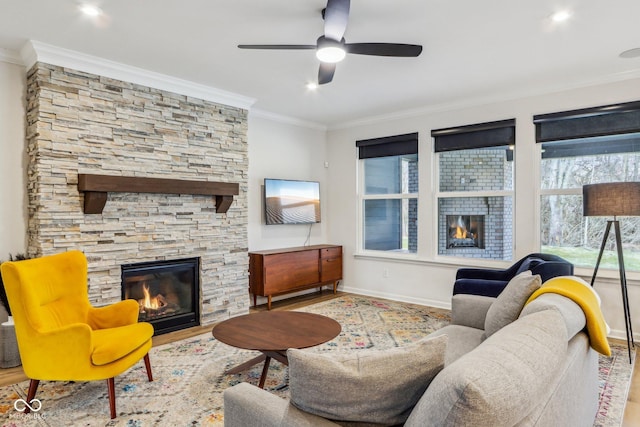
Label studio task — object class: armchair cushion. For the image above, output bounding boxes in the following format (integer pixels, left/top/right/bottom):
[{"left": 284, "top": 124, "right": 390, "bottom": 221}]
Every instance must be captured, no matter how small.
[
  {"left": 483, "top": 271, "right": 541, "bottom": 338},
  {"left": 92, "top": 322, "right": 154, "bottom": 366},
  {"left": 452, "top": 278, "right": 510, "bottom": 298},
  {"left": 287, "top": 335, "right": 448, "bottom": 426},
  {"left": 88, "top": 299, "right": 141, "bottom": 329}
]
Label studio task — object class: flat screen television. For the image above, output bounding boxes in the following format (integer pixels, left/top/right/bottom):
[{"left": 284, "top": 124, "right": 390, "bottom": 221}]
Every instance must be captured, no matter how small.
[{"left": 264, "top": 178, "right": 321, "bottom": 225}]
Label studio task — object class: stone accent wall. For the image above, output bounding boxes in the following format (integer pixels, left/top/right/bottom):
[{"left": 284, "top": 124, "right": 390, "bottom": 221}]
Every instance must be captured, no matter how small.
[{"left": 25, "top": 63, "right": 249, "bottom": 324}]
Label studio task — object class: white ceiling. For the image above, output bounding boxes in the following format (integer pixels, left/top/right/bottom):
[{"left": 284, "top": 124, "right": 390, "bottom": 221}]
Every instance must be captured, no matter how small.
[{"left": 1, "top": 0, "right": 640, "bottom": 128}]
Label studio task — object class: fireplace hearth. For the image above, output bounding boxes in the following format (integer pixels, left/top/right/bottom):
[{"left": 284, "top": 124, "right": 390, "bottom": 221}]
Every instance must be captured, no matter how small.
[{"left": 122, "top": 257, "right": 200, "bottom": 335}]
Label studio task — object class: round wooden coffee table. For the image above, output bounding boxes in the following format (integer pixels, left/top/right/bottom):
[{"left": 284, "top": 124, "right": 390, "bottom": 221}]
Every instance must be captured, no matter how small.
[{"left": 212, "top": 311, "right": 341, "bottom": 388}]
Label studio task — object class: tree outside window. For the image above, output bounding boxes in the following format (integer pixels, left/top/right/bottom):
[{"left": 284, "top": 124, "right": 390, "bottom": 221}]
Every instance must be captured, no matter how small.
[
  {"left": 540, "top": 138, "right": 640, "bottom": 270},
  {"left": 536, "top": 101, "right": 640, "bottom": 271}
]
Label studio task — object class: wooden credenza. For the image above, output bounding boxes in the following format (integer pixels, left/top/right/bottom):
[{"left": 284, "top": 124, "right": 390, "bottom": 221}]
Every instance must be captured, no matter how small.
[{"left": 248, "top": 244, "right": 343, "bottom": 310}]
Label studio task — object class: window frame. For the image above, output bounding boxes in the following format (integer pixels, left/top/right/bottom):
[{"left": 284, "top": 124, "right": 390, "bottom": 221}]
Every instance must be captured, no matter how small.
[
  {"left": 535, "top": 100, "right": 640, "bottom": 273},
  {"left": 356, "top": 133, "right": 419, "bottom": 257},
  {"left": 432, "top": 119, "right": 516, "bottom": 262}
]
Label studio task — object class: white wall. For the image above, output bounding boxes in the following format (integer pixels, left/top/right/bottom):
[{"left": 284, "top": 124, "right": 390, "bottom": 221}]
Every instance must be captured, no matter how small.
[
  {"left": 247, "top": 113, "right": 329, "bottom": 250},
  {"left": 3, "top": 52, "right": 640, "bottom": 340},
  {"left": 246, "top": 113, "right": 331, "bottom": 306},
  {"left": 0, "top": 60, "right": 27, "bottom": 258},
  {"left": 326, "top": 77, "right": 640, "bottom": 339}
]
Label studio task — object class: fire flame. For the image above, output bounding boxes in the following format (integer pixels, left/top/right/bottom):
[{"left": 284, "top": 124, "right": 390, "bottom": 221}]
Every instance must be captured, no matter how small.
[
  {"left": 142, "top": 283, "right": 160, "bottom": 310},
  {"left": 451, "top": 216, "right": 475, "bottom": 239}
]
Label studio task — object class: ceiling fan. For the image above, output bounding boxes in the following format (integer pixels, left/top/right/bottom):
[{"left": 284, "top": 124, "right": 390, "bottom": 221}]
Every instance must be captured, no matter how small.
[{"left": 237, "top": 0, "right": 423, "bottom": 85}]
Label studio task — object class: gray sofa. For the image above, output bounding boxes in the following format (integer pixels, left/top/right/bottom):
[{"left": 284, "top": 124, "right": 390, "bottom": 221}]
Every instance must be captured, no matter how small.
[{"left": 224, "top": 277, "right": 599, "bottom": 426}]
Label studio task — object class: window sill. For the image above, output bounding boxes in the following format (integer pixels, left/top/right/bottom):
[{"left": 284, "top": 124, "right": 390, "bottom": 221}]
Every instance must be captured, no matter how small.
[
  {"left": 352, "top": 251, "right": 506, "bottom": 270},
  {"left": 352, "top": 252, "right": 640, "bottom": 285}
]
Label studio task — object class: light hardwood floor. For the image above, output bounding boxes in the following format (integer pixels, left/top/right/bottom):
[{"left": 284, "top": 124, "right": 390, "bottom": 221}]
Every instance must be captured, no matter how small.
[{"left": 1, "top": 290, "right": 638, "bottom": 425}]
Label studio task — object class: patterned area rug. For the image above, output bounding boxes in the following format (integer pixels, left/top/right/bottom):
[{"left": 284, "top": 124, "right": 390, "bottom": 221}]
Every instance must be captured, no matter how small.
[{"left": 0, "top": 294, "right": 634, "bottom": 426}]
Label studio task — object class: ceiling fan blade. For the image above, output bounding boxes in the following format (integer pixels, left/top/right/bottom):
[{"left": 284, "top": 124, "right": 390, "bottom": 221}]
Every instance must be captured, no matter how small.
[
  {"left": 323, "top": 0, "right": 350, "bottom": 41},
  {"left": 238, "top": 44, "right": 316, "bottom": 50},
  {"left": 345, "top": 43, "right": 423, "bottom": 57},
  {"left": 318, "top": 63, "right": 336, "bottom": 85}
]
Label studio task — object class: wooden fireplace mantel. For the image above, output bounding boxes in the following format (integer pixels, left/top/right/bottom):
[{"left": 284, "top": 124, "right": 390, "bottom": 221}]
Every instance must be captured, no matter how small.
[{"left": 77, "top": 174, "right": 239, "bottom": 214}]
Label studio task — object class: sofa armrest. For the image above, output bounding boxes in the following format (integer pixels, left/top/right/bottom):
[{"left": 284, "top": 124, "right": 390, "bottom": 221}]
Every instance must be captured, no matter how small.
[
  {"left": 451, "top": 294, "right": 496, "bottom": 329},
  {"left": 224, "top": 382, "right": 340, "bottom": 427}
]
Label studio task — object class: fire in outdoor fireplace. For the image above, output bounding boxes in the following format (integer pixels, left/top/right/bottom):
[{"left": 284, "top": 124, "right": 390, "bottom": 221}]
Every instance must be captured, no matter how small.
[{"left": 447, "top": 215, "right": 484, "bottom": 248}]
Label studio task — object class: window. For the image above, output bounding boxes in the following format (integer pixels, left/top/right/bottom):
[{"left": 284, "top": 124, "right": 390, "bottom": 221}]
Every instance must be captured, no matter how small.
[
  {"left": 432, "top": 120, "right": 515, "bottom": 260},
  {"left": 535, "top": 101, "right": 640, "bottom": 271},
  {"left": 357, "top": 133, "right": 418, "bottom": 254}
]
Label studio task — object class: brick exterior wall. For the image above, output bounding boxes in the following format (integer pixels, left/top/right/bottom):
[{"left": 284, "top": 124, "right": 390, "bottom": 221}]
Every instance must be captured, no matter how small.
[
  {"left": 408, "top": 159, "right": 418, "bottom": 253},
  {"left": 24, "top": 63, "right": 249, "bottom": 324},
  {"left": 438, "top": 149, "right": 513, "bottom": 260}
]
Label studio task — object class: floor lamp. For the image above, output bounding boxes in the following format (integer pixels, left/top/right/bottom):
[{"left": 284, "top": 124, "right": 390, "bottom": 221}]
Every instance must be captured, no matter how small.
[{"left": 583, "top": 182, "right": 640, "bottom": 363}]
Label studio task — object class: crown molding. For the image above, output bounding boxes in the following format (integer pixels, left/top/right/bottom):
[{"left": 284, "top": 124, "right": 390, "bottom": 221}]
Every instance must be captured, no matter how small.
[
  {"left": 0, "top": 48, "right": 24, "bottom": 66},
  {"left": 249, "top": 108, "right": 327, "bottom": 131},
  {"left": 20, "top": 40, "right": 256, "bottom": 110},
  {"left": 329, "top": 67, "right": 640, "bottom": 131}
]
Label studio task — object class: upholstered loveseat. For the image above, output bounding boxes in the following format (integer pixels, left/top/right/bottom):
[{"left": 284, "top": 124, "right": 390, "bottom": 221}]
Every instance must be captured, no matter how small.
[{"left": 223, "top": 274, "right": 603, "bottom": 426}]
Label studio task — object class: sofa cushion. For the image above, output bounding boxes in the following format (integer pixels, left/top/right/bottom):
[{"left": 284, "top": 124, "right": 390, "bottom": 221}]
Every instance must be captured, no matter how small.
[
  {"left": 405, "top": 309, "right": 568, "bottom": 427},
  {"left": 427, "top": 325, "right": 484, "bottom": 366},
  {"left": 483, "top": 271, "right": 541, "bottom": 338},
  {"left": 287, "top": 334, "right": 447, "bottom": 426}
]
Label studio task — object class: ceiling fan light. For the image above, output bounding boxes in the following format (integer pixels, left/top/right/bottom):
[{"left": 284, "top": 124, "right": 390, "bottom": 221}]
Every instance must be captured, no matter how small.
[{"left": 316, "top": 46, "right": 346, "bottom": 63}]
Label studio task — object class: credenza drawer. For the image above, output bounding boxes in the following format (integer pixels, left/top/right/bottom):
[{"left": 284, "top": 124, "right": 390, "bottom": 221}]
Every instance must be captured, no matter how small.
[
  {"left": 321, "top": 257, "right": 342, "bottom": 282},
  {"left": 321, "top": 247, "right": 342, "bottom": 259}
]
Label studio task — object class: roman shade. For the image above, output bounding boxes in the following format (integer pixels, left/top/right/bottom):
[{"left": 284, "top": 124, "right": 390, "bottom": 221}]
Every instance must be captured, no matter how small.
[
  {"left": 534, "top": 101, "right": 640, "bottom": 159},
  {"left": 431, "top": 119, "right": 515, "bottom": 153},
  {"left": 356, "top": 132, "right": 418, "bottom": 159}
]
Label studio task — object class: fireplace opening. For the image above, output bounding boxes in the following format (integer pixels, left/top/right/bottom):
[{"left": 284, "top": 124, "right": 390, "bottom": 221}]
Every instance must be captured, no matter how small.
[
  {"left": 121, "top": 257, "right": 200, "bottom": 335},
  {"left": 447, "top": 215, "right": 485, "bottom": 249}
]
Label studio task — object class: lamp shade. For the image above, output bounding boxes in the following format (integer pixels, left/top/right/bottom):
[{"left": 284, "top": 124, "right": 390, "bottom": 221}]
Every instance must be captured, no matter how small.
[{"left": 583, "top": 182, "right": 640, "bottom": 217}]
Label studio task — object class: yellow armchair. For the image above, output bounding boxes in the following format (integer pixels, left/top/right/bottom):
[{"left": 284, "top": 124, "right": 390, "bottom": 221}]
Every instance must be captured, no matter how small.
[{"left": 0, "top": 250, "right": 154, "bottom": 419}]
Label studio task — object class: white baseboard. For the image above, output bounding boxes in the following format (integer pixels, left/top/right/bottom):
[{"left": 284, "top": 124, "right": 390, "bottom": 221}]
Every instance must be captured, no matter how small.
[{"left": 340, "top": 285, "right": 451, "bottom": 311}]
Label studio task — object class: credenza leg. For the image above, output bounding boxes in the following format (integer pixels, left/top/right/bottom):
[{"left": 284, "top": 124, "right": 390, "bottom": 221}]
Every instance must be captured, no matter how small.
[{"left": 267, "top": 295, "right": 272, "bottom": 310}]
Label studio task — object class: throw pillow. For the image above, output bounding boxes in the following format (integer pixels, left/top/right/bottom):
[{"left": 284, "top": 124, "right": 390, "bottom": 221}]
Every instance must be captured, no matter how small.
[
  {"left": 287, "top": 334, "right": 448, "bottom": 426},
  {"left": 483, "top": 271, "right": 541, "bottom": 338}
]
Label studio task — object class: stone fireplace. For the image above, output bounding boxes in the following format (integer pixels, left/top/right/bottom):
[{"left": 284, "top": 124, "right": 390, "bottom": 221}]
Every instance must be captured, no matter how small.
[{"left": 24, "top": 62, "right": 250, "bottom": 327}]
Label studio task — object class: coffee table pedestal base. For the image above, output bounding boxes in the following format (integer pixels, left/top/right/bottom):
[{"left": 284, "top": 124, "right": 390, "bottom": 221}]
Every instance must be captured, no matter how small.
[{"left": 224, "top": 350, "right": 288, "bottom": 389}]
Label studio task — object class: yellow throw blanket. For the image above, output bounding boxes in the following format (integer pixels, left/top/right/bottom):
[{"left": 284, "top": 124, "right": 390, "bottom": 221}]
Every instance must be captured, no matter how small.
[{"left": 526, "top": 276, "right": 611, "bottom": 356}]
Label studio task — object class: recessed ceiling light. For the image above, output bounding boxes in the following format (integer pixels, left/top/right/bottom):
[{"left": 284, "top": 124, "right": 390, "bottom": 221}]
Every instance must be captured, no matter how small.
[
  {"left": 306, "top": 82, "right": 318, "bottom": 90},
  {"left": 620, "top": 48, "right": 640, "bottom": 59},
  {"left": 79, "top": 4, "right": 103, "bottom": 17},
  {"left": 551, "top": 10, "right": 572, "bottom": 22}
]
